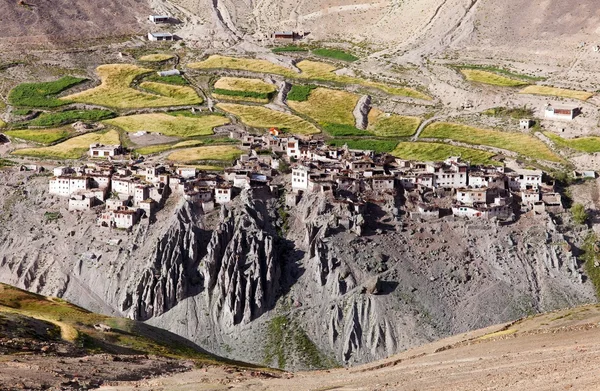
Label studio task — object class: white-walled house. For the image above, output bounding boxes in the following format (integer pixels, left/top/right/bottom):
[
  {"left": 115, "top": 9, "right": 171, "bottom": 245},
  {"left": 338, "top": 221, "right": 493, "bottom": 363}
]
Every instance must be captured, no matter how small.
[
  {"left": 49, "top": 176, "right": 91, "bottom": 197},
  {"left": 215, "top": 186, "right": 232, "bottom": 204},
  {"left": 291, "top": 166, "right": 309, "bottom": 192}
]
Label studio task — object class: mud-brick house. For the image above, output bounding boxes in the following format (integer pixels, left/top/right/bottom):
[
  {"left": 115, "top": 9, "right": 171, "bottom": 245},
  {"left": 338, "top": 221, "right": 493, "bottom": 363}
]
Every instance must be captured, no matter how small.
[
  {"left": 113, "top": 209, "right": 141, "bottom": 229},
  {"left": 456, "top": 188, "right": 487, "bottom": 205},
  {"left": 215, "top": 185, "right": 232, "bottom": 204},
  {"left": 90, "top": 144, "right": 122, "bottom": 158},
  {"left": 176, "top": 166, "right": 197, "bottom": 179},
  {"left": 149, "top": 15, "right": 170, "bottom": 23},
  {"left": 49, "top": 176, "right": 91, "bottom": 197},
  {"left": 291, "top": 165, "right": 310, "bottom": 192},
  {"left": 273, "top": 31, "right": 295, "bottom": 40},
  {"left": 507, "top": 169, "right": 542, "bottom": 191},
  {"left": 147, "top": 32, "right": 174, "bottom": 41},
  {"left": 68, "top": 194, "right": 98, "bottom": 211},
  {"left": 413, "top": 203, "right": 440, "bottom": 220},
  {"left": 371, "top": 176, "right": 395, "bottom": 192},
  {"left": 544, "top": 105, "right": 579, "bottom": 121}
]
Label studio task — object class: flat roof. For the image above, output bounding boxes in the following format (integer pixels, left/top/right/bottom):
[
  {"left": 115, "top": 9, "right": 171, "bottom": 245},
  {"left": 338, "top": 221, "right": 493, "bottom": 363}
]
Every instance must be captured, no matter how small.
[{"left": 149, "top": 32, "right": 174, "bottom": 37}]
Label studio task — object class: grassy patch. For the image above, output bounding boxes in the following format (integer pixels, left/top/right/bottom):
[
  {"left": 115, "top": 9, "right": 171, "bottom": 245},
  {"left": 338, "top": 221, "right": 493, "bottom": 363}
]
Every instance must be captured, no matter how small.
[
  {"left": 189, "top": 55, "right": 430, "bottom": 100},
  {"left": 272, "top": 46, "right": 308, "bottom": 53},
  {"left": 520, "top": 85, "right": 593, "bottom": 101},
  {"left": 460, "top": 69, "right": 529, "bottom": 87},
  {"left": 312, "top": 48, "right": 358, "bottom": 62},
  {"left": 8, "top": 76, "right": 85, "bottom": 108},
  {"left": 13, "top": 109, "right": 32, "bottom": 116},
  {"left": 287, "top": 85, "right": 317, "bottom": 102},
  {"left": 483, "top": 106, "right": 534, "bottom": 119},
  {"left": 217, "top": 103, "right": 320, "bottom": 135},
  {"left": 12, "top": 129, "right": 120, "bottom": 159},
  {"left": 213, "top": 77, "right": 276, "bottom": 102},
  {"left": 323, "top": 123, "right": 371, "bottom": 137},
  {"left": 328, "top": 139, "right": 398, "bottom": 153},
  {"left": 456, "top": 65, "right": 544, "bottom": 82},
  {"left": 368, "top": 110, "right": 421, "bottom": 137},
  {"left": 62, "top": 64, "right": 202, "bottom": 109},
  {"left": 421, "top": 122, "right": 561, "bottom": 162},
  {"left": 144, "top": 74, "right": 189, "bottom": 85},
  {"left": 105, "top": 113, "right": 229, "bottom": 137},
  {"left": 0, "top": 158, "right": 15, "bottom": 168},
  {"left": 544, "top": 132, "right": 600, "bottom": 153},
  {"left": 26, "top": 109, "right": 115, "bottom": 127},
  {"left": 167, "top": 145, "right": 242, "bottom": 163},
  {"left": 391, "top": 142, "right": 499, "bottom": 165},
  {"left": 5, "top": 127, "right": 72, "bottom": 144},
  {"left": 138, "top": 53, "right": 174, "bottom": 62},
  {"left": 288, "top": 87, "right": 358, "bottom": 126}
]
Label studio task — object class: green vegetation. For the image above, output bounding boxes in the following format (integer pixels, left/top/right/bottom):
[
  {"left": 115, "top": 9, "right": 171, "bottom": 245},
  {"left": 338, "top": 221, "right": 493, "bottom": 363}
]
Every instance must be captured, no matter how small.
[
  {"left": 0, "top": 159, "right": 14, "bottom": 168},
  {"left": 13, "top": 109, "right": 32, "bottom": 116},
  {"left": 167, "top": 145, "right": 243, "bottom": 163},
  {"left": 62, "top": 64, "right": 202, "bottom": 109},
  {"left": 144, "top": 74, "right": 189, "bottom": 85},
  {"left": 583, "top": 233, "right": 600, "bottom": 297},
  {"left": 288, "top": 87, "right": 358, "bottom": 126},
  {"left": 391, "top": 142, "right": 500, "bottom": 165},
  {"left": 368, "top": 111, "right": 421, "bottom": 137},
  {"left": 286, "top": 85, "right": 317, "bottom": 102},
  {"left": 5, "top": 127, "right": 71, "bottom": 144},
  {"left": 484, "top": 106, "right": 535, "bottom": 119},
  {"left": 520, "top": 85, "right": 593, "bottom": 101},
  {"left": 455, "top": 65, "right": 544, "bottom": 82},
  {"left": 12, "top": 129, "right": 120, "bottom": 159},
  {"left": 460, "top": 69, "right": 529, "bottom": 87},
  {"left": 138, "top": 53, "right": 175, "bottom": 62},
  {"left": 213, "top": 88, "right": 273, "bottom": 100},
  {"left": 26, "top": 109, "right": 115, "bottom": 127},
  {"left": 0, "top": 119, "right": 5, "bottom": 129},
  {"left": 105, "top": 113, "right": 229, "bottom": 137},
  {"left": 421, "top": 122, "right": 561, "bottom": 162},
  {"left": 212, "top": 77, "right": 276, "bottom": 102},
  {"left": 217, "top": 103, "right": 320, "bottom": 135},
  {"left": 272, "top": 46, "right": 308, "bottom": 53},
  {"left": 44, "top": 212, "right": 62, "bottom": 222},
  {"left": 571, "top": 203, "right": 588, "bottom": 225},
  {"left": 8, "top": 76, "right": 85, "bottom": 108},
  {"left": 312, "top": 48, "right": 359, "bottom": 62},
  {"left": 134, "top": 138, "right": 236, "bottom": 155},
  {"left": 323, "top": 123, "right": 371, "bottom": 137},
  {"left": 328, "top": 139, "right": 398, "bottom": 153},
  {"left": 263, "top": 315, "right": 335, "bottom": 370},
  {"left": 544, "top": 132, "right": 600, "bottom": 153}
]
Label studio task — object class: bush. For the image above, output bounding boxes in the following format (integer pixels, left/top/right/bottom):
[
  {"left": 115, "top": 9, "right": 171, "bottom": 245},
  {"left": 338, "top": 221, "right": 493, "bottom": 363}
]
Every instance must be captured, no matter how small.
[
  {"left": 312, "top": 48, "right": 358, "bottom": 62},
  {"left": 286, "top": 85, "right": 317, "bottom": 102},
  {"left": 27, "top": 110, "right": 116, "bottom": 127},
  {"left": 9, "top": 76, "right": 86, "bottom": 108},
  {"left": 571, "top": 203, "right": 588, "bottom": 225}
]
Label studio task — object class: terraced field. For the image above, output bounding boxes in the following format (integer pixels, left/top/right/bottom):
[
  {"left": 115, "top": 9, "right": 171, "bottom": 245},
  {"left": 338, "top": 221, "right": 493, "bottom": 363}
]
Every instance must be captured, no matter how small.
[
  {"left": 62, "top": 64, "right": 202, "bottom": 109},
  {"left": 544, "top": 132, "right": 600, "bottom": 153},
  {"left": 392, "top": 142, "right": 500, "bottom": 165},
  {"left": 460, "top": 69, "right": 529, "bottom": 87},
  {"left": 139, "top": 54, "right": 174, "bottom": 62},
  {"left": 213, "top": 77, "right": 276, "bottom": 103},
  {"left": 520, "top": 85, "right": 593, "bottom": 101},
  {"left": 368, "top": 110, "right": 421, "bottom": 137},
  {"left": 217, "top": 103, "right": 320, "bottom": 135},
  {"left": 287, "top": 87, "right": 358, "bottom": 126},
  {"left": 4, "top": 127, "right": 72, "bottom": 144},
  {"left": 12, "top": 129, "right": 121, "bottom": 159},
  {"left": 135, "top": 140, "right": 206, "bottom": 155},
  {"left": 421, "top": 122, "right": 561, "bottom": 162},
  {"left": 167, "top": 145, "right": 243, "bottom": 163},
  {"left": 104, "top": 113, "right": 229, "bottom": 137}
]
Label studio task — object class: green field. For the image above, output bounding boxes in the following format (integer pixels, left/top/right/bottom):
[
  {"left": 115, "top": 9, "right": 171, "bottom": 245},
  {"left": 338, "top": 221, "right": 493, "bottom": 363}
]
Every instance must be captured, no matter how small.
[
  {"left": 287, "top": 87, "right": 358, "bottom": 126},
  {"left": 139, "top": 53, "right": 175, "bottom": 62},
  {"left": 544, "top": 132, "right": 600, "bottom": 153},
  {"left": 144, "top": 74, "right": 189, "bottom": 85},
  {"left": 312, "top": 48, "right": 358, "bottom": 62},
  {"left": 217, "top": 103, "right": 320, "bottom": 135},
  {"left": 62, "top": 64, "right": 202, "bottom": 109},
  {"left": 287, "top": 85, "right": 317, "bottom": 102},
  {"left": 323, "top": 123, "right": 371, "bottom": 137},
  {"left": 421, "top": 122, "right": 561, "bottom": 162},
  {"left": 212, "top": 77, "right": 276, "bottom": 102},
  {"left": 392, "top": 142, "right": 500, "bottom": 165},
  {"left": 460, "top": 69, "right": 529, "bottom": 87},
  {"left": 167, "top": 145, "right": 243, "bottom": 163},
  {"left": 328, "top": 139, "right": 398, "bottom": 153},
  {"left": 135, "top": 140, "right": 205, "bottom": 155},
  {"left": 520, "top": 85, "right": 593, "bottom": 101},
  {"left": 26, "top": 109, "right": 115, "bottom": 127},
  {"left": 12, "top": 129, "right": 121, "bottom": 159},
  {"left": 8, "top": 76, "right": 86, "bottom": 108},
  {"left": 456, "top": 65, "right": 544, "bottom": 82},
  {"left": 189, "top": 55, "right": 430, "bottom": 100},
  {"left": 105, "top": 113, "right": 229, "bottom": 137},
  {"left": 4, "top": 127, "right": 72, "bottom": 144},
  {"left": 368, "top": 110, "right": 421, "bottom": 137}
]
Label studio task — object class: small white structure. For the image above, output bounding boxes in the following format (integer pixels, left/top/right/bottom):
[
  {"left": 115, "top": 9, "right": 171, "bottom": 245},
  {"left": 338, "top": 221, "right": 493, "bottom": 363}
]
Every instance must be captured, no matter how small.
[
  {"left": 158, "top": 69, "right": 180, "bottom": 77},
  {"left": 456, "top": 188, "right": 487, "bottom": 205},
  {"left": 149, "top": 15, "right": 170, "bottom": 23},
  {"left": 148, "top": 32, "right": 174, "bottom": 41},
  {"left": 215, "top": 186, "right": 232, "bottom": 204},
  {"left": 545, "top": 105, "right": 578, "bottom": 121},
  {"left": 53, "top": 166, "right": 74, "bottom": 177},
  {"left": 90, "top": 144, "right": 122, "bottom": 158},
  {"left": 520, "top": 119, "right": 533, "bottom": 129},
  {"left": 68, "top": 195, "right": 97, "bottom": 211},
  {"left": 49, "top": 176, "right": 90, "bottom": 197},
  {"left": 291, "top": 166, "right": 309, "bottom": 192},
  {"left": 176, "top": 166, "right": 197, "bottom": 179},
  {"left": 508, "top": 169, "right": 543, "bottom": 191}
]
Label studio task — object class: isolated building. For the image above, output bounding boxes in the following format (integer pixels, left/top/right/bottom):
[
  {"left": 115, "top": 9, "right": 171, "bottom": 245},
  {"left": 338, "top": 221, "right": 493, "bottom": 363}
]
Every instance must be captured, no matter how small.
[
  {"left": 148, "top": 32, "right": 174, "bottom": 41},
  {"left": 158, "top": 69, "right": 180, "bottom": 77},
  {"left": 544, "top": 105, "right": 578, "bottom": 121},
  {"left": 149, "top": 15, "right": 170, "bottom": 23}
]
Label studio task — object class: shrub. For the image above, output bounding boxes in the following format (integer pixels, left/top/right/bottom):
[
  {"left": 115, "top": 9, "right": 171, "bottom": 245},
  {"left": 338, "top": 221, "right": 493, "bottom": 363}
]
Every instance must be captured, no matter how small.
[
  {"left": 571, "top": 203, "right": 588, "bottom": 225},
  {"left": 8, "top": 76, "right": 86, "bottom": 108},
  {"left": 286, "top": 85, "right": 317, "bottom": 102}
]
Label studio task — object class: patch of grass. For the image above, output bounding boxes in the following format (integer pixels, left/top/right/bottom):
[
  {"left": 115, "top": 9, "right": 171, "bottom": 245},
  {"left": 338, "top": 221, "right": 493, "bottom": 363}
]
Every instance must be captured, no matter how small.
[
  {"left": 483, "top": 106, "right": 534, "bottom": 119},
  {"left": 368, "top": 110, "right": 421, "bottom": 137},
  {"left": 544, "top": 132, "right": 600, "bottom": 153},
  {"left": 460, "top": 69, "right": 529, "bottom": 87},
  {"left": 520, "top": 85, "right": 593, "bottom": 101},
  {"left": 0, "top": 159, "right": 15, "bottom": 168},
  {"left": 62, "top": 64, "right": 202, "bottom": 109},
  {"left": 456, "top": 65, "right": 544, "bottom": 82},
  {"left": 287, "top": 85, "right": 317, "bottom": 102},
  {"left": 212, "top": 78, "right": 276, "bottom": 102},
  {"left": 272, "top": 46, "right": 308, "bottom": 53},
  {"left": 217, "top": 103, "right": 320, "bottom": 135},
  {"left": 144, "top": 74, "right": 189, "bottom": 85},
  {"left": 328, "top": 139, "right": 398, "bottom": 153},
  {"left": 288, "top": 87, "right": 358, "bottom": 126},
  {"left": 167, "top": 145, "right": 242, "bottom": 163},
  {"left": 13, "top": 109, "right": 32, "bottom": 116},
  {"left": 44, "top": 211, "right": 62, "bottom": 222},
  {"left": 312, "top": 48, "right": 358, "bottom": 62},
  {"left": 5, "top": 127, "right": 72, "bottom": 144},
  {"left": 421, "top": 122, "right": 561, "bottom": 162},
  {"left": 26, "top": 109, "right": 116, "bottom": 127},
  {"left": 12, "top": 129, "right": 120, "bottom": 159},
  {"left": 138, "top": 53, "right": 174, "bottom": 62},
  {"left": 8, "top": 76, "right": 86, "bottom": 108},
  {"left": 105, "top": 113, "right": 229, "bottom": 137},
  {"left": 391, "top": 142, "right": 500, "bottom": 165},
  {"left": 323, "top": 123, "right": 371, "bottom": 137},
  {"left": 189, "top": 55, "right": 430, "bottom": 100}
]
